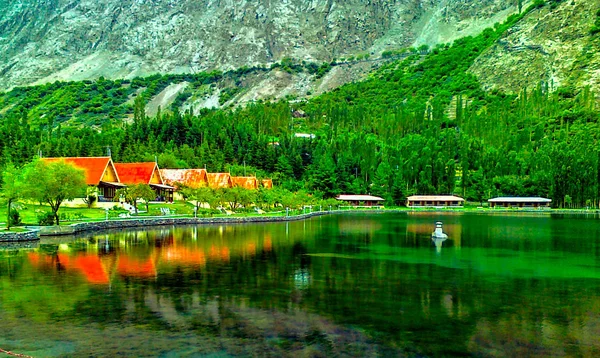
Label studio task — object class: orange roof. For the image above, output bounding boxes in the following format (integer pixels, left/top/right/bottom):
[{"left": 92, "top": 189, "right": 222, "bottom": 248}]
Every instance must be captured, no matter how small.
[
  {"left": 114, "top": 162, "right": 162, "bottom": 185},
  {"left": 207, "top": 173, "right": 232, "bottom": 189},
  {"left": 231, "top": 176, "right": 259, "bottom": 190},
  {"left": 160, "top": 169, "right": 208, "bottom": 189},
  {"left": 261, "top": 179, "right": 273, "bottom": 189},
  {"left": 41, "top": 157, "right": 116, "bottom": 185}
]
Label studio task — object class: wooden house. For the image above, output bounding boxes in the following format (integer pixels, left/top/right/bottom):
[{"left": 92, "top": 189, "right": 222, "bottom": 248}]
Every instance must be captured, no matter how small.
[
  {"left": 114, "top": 162, "right": 174, "bottom": 202},
  {"left": 406, "top": 195, "right": 465, "bottom": 207},
  {"left": 336, "top": 194, "right": 385, "bottom": 207},
  {"left": 41, "top": 157, "right": 124, "bottom": 201},
  {"left": 488, "top": 197, "right": 552, "bottom": 208}
]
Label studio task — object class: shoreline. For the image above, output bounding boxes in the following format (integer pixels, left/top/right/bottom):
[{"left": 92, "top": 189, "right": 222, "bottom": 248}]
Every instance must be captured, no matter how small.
[{"left": 1, "top": 207, "right": 599, "bottom": 243}]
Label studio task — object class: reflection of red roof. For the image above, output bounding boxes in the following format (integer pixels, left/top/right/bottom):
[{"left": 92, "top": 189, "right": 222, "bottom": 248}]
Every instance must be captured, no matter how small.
[
  {"left": 73, "top": 255, "right": 110, "bottom": 284},
  {"left": 231, "top": 176, "right": 259, "bottom": 190},
  {"left": 160, "top": 169, "right": 208, "bottom": 189},
  {"left": 159, "top": 247, "right": 206, "bottom": 267},
  {"left": 207, "top": 173, "right": 232, "bottom": 189},
  {"left": 117, "top": 256, "right": 156, "bottom": 278},
  {"left": 41, "top": 157, "right": 115, "bottom": 185},
  {"left": 114, "top": 163, "right": 161, "bottom": 185}
]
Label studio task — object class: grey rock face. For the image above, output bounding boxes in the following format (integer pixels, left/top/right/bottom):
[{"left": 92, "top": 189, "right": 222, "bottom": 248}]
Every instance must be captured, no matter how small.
[{"left": 0, "top": 0, "right": 514, "bottom": 89}]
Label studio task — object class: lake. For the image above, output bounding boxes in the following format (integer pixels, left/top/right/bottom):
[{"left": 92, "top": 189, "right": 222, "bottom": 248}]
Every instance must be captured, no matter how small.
[{"left": 1, "top": 212, "right": 600, "bottom": 357}]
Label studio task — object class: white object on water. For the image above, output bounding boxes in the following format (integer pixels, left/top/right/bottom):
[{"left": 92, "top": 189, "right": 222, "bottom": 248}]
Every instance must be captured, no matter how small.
[{"left": 432, "top": 221, "right": 448, "bottom": 239}]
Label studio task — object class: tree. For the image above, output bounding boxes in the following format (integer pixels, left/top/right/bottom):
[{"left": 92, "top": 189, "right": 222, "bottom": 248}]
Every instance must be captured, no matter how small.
[
  {"left": 21, "top": 160, "right": 87, "bottom": 225},
  {"left": 1, "top": 163, "right": 22, "bottom": 230},
  {"left": 82, "top": 187, "right": 98, "bottom": 209},
  {"left": 181, "top": 186, "right": 215, "bottom": 210},
  {"left": 117, "top": 184, "right": 156, "bottom": 214}
]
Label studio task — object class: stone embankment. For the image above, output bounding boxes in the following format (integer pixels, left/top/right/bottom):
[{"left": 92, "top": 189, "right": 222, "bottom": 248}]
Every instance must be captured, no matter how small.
[
  {"left": 0, "top": 231, "right": 39, "bottom": 242},
  {"left": 2, "top": 210, "right": 364, "bottom": 242}
]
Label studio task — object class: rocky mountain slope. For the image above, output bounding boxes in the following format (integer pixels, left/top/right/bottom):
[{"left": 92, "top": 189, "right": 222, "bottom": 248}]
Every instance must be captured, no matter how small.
[
  {"left": 0, "top": 0, "right": 516, "bottom": 90},
  {"left": 470, "top": 0, "right": 600, "bottom": 96}
]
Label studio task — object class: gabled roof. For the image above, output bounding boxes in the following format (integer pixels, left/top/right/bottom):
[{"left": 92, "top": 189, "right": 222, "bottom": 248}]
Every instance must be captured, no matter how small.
[
  {"left": 41, "top": 157, "right": 118, "bottom": 185},
  {"left": 114, "top": 162, "right": 162, "bottom": 185},
  {"left": 407, "top": 195, "right": 465, "bottom": 202},
  {"left": 160, "top": 169, "right": 208, "bottom": 189},
  {"left": 207, "top": 173, "right": 232, "bottom": 189},
  {"left": 231, "top": 176, "right": 259, "bottom": 190},
  {"left": 261, "top": 179, "right": 273, "bottom": 189},
  {"left": 337, "top": 194, "right": 385, "bottom": 202}
]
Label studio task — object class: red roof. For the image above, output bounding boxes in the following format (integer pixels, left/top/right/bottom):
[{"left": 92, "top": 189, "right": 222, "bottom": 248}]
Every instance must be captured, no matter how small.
[
  {"left": 160, "top": 169, "right": 208, "bottom": 188},
  {"left": 207, "top": 173, "right": 232, "bottom": 189},
  {"left": 261, "top": 179, "right": 273, "bottom": 189},
  {"left": 231, "top": 176, "right": 259, "bottom": 190},
  {"left": 114, "top": 162, "right": 161, "bottom": 185},
  {"left": 41, "top": 157, "right": 114, "bottom": 185}
]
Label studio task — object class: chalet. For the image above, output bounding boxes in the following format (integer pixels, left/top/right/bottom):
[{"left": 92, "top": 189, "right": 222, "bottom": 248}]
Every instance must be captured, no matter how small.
[
  {"left": 488, "top": 197, "right": 552, "bottom": 208},
  {"left": 406, "top": 195, "right": 465, "bottom": 207},
  {"left": 336, "top": 194, "right": 385, "bottom": 207},
  {"left": 232, "top": 176, "right": 259, "bottom": 190},
  {"left": 41, "top": 157, "right": 124, "bottom": 201},
  {"left": 114, "top": 162, "right": 174, "bottom": 202},
  {"left": 160, "top": 169, "right": 208, "bottom": 189},
  {"left": 261, "top": 179, "right": 273, "bottom": 189},
  {"left": 207, "top": 173, "right": 233, "bottom": 189}
]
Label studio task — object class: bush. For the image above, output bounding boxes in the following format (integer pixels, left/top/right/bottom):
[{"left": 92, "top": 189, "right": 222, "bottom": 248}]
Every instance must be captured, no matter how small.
[
  {"left": 9, "top": 209, "right": 22, "bottom": 226},
  {"left": 37, "top": 212, "right": 56, "bottom": 226}
]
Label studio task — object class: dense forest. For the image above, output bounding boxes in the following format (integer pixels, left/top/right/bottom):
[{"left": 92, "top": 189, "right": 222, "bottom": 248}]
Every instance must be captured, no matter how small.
[{"left": 1, "top": 2, "right": 599, "bottom": 208}]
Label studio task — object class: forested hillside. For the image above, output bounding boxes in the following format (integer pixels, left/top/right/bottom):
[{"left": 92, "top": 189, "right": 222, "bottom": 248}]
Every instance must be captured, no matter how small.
[{"left": 1, "top": 1, "right": 599, "bottom": 208}]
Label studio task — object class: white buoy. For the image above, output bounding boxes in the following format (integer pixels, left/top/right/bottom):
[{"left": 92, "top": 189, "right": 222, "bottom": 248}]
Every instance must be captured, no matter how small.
[{"left": 432, "top": 221, "right": 448, "bottom": 239}]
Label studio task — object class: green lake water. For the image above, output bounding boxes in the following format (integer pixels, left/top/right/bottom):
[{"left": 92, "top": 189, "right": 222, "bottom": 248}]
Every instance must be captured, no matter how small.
[{"left": 1, "top": 212, "right": 600, "bottom": 357}]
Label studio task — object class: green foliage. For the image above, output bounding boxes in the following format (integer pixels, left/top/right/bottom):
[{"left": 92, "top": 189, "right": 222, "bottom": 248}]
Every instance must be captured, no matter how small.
[
  {"left": 37, "top": 212, "right": 56, "bottom": 226},
  {"left": 1, "top": 162, "right": 22, "bottom": 229},
  {"left": 591, "top": 10, "right": 600, "bottom": 35},
  {"left": 1, "top": 4, "right": 599, "bottom": 209},
  {"left": 20, "top": 159, "right": 87, "bottom": 225},
  {"left": 117, "top": 184, "right": 156, "bottom": 214},
  {"left": 8, "top": 209, "right": 21, "bottom": 226}
]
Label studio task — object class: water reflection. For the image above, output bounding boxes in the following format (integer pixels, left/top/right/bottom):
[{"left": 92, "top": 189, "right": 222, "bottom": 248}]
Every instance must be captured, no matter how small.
[{"left": 1, "top": 214, "right": 600, "bottom": 357}]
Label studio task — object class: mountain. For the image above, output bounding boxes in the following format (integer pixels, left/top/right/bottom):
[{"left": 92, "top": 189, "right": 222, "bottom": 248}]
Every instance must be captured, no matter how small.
[
  {"left": 471, "top": 0, "right": 600, "bottom": 96},
  {"left": 0, "top": 0, "right": 516, "bottom": 90}
]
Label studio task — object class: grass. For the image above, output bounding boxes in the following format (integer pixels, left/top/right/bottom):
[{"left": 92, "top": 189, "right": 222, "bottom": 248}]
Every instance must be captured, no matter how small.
[{"left": 1, "top": 200, "right": 581, "bottom": 229}]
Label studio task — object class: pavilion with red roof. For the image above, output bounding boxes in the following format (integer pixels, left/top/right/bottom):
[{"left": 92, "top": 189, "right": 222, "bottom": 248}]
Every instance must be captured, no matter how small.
[
  {"left": 41, "top": 157, "right": 124, "bottom": 200},
  {"left": 207, "top": 173, "right": 233, "bottom": 189},
  {"left": 231, "top": 176, "right": 259, "bottom": 190},
  {"left": 114, "top": 162, "right": 174, "bottom": 202},
  {"left": 160, "top": 169, "right": 208, "bottom": 189}
]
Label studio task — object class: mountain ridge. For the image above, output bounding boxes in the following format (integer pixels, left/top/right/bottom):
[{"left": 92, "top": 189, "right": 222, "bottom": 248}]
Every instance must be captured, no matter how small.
[{"left": 0, "top": 0, "right": 515, "bottom": 90}]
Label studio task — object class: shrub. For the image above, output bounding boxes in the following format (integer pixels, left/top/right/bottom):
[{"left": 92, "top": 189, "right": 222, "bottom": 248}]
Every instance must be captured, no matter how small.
[
  {"left": 37, "top": 212, "right": 56, "bottom": 226},
  {"left": 9, "top": 209, "right": 22, "bottom": 226}
]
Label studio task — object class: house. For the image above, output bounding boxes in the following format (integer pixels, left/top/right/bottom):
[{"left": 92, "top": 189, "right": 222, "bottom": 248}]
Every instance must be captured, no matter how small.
[
  {"left": 488, "top": 197, "right": 552, "bottom": 208},
  {"left": 207, "top": 173, "right": 233, "bottom": 189},
  {"left": 114, "top": 162, "right": 174, "bottom": 202},
  {"left": 232, "top": 176, "right": 259, "bottom": 190},
  {"left": 41, "top": 157, "right": 125, "bottom": 201},
  {"left": 160, "top": 169, "right": 208, "bottom": 189},
  {"left": 261, "top": 179, "right": 273, "bottom": 189},
  {"left": 406, "top": 195, "right": 465, "bottom": 207},
  {"left": 336, "top": 194, "right": 385, "bottom": 207}
]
